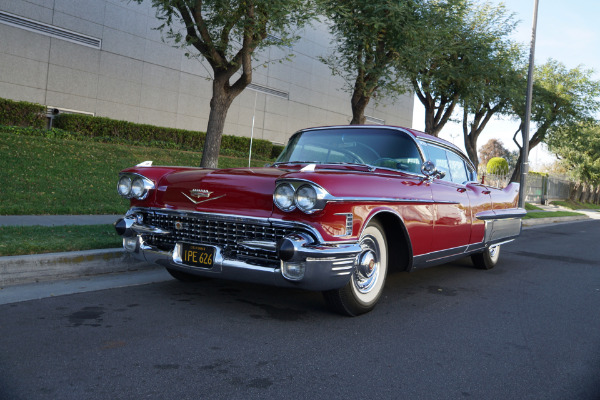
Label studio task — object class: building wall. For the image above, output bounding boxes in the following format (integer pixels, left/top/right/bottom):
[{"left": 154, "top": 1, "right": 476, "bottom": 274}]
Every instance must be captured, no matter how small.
[{"left": 0, "top": 0, "right": 413, "bottom": 145}]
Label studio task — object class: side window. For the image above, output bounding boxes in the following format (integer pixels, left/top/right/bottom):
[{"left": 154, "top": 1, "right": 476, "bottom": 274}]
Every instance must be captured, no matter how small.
[
  {"left": 422, "top": 143, "right": 452, "bottom": 182},
  {"left": 446, "top": 151, "right": 469, "bottom": 184}
]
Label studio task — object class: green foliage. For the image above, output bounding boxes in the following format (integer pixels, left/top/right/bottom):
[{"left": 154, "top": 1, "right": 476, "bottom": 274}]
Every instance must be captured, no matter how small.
[
  {"left": 0, "top": 225, "right": 122, "bottom": 256},
  {"left": 0, "top": 127, "right": 266, "bottom": 215},
  {"left": 319, "top": 0, "right": 417, "bottom": 123},
  {"left": 52, "top": 113, "right": 275, "bottom": 160},
  {"left": 0, "top": 98, "right": 46, "bottom": 128},
  {"left": 137, "top": 0, "right": 316, "bottom": 167},
  {"left": 402, "top": 0, "right": 518, "bottom": 137},
  {"left": 486, "top": 157, "right": 509, "bottom": 175},
  {"left": 546, "top": 122, "right": 600, "bottom": 184},
  {"left": 525, "top": 203, "right": 543, "bottom": 211}
]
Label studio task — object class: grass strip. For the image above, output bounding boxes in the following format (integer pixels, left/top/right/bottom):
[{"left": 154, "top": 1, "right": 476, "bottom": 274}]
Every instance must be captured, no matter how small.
[
  {"left": 523, "top": 211, "right": 585, "bottom": 219},
  {"left": 550, "top": 200, "right": 600, "bottom": 210},
  {"left": 0, "top": 129, "right": 266, "bottom": 215},
  {"left": 525, "top": 203, "right": 543, "bottom": 211},
  {"left": 0, "top": 225, "right": 121, "bottom": 256}
]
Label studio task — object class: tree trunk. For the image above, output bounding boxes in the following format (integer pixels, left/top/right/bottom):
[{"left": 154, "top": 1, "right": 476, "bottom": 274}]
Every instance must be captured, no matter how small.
[
  {"left": 200, "top": 74, "right": 237, "bottom": 169},
  {"left": 350, "top": 94, "right": 369, "bottom": 125}
]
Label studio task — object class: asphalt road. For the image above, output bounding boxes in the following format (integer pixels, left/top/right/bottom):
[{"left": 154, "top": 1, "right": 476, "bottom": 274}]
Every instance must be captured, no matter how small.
[{"left": 1, "top": 221, "right": 599, "bottom": 400}]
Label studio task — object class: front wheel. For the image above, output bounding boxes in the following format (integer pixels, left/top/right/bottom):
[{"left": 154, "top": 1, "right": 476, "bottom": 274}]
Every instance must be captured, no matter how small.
[
  {"left": 323, "top": 221, "right": 388, "bottom": 316},
  {"left": 471, "top": 245, "right": 500, "bottom": 270}
]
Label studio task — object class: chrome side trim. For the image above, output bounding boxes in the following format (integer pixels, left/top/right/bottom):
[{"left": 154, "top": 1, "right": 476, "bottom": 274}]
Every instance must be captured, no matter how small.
[{"left": 476, "top": 208, "right": 527, "bottom": 220}]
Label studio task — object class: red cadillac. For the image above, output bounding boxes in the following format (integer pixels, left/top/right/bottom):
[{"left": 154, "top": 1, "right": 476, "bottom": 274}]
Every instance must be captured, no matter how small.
[{"left": 114, "top": 126, "right": 524, "bottom": 316}]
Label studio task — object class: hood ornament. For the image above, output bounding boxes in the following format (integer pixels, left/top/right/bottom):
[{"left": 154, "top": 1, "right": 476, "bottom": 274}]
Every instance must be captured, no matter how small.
[{"left": 182, "top": 189, "right": 225, "bottom": 205}]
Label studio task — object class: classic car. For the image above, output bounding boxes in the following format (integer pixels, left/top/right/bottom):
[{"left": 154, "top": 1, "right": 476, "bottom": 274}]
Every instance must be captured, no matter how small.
[{"left": 114, "top": 125, "right": 525, "bottom": 316}]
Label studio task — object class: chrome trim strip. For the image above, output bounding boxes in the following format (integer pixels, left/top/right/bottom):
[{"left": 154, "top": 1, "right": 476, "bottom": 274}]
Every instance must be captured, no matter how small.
[
  {"left": 476, "top": 208, "right": 527, "bottom": 220},
  {"left": 238, "top": 240, "right": 277, "bottom": 251}
]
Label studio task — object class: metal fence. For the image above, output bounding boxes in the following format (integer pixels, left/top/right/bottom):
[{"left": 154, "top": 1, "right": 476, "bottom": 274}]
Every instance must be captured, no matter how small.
[{"left": 481, "top": 171, "right": 573, "bottom": 205}]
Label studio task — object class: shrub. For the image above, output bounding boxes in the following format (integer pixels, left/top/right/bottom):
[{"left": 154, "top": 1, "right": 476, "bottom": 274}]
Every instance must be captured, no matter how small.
[
  {"left": 0, "top": 98, "right": 46, "bottom": 128},
  {"left": 486, "top": 157, "right": 509, "bottom": 175},
  {"left": 54, "top": 113, "right": 276, "bottom": 160}
]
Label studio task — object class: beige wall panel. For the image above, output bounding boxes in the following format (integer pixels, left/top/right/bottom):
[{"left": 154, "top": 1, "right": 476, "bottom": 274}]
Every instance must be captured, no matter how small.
[
  {"left": 99, "top": 52, "right": 143, "bottom": 83},
  {"left": 0, "top": 53, "right": 48, "bottom": 90},
  {"left": 47, "top": 64, "right": 98, "bottom": 99},
  {"left": 142, "top": 63, "right": 180, "bottom": 90},
  {"left": 139, "top": 85, "right": 179, "bottom": 114},
  {"left": 0, "top": 82, "right": 46, "bottom": 104},
  {"left": 1, "top": 0, "right": 53, "bottom": 24},
  {"left": 104, "top": 1, "right": 147, "bottom": 38},
  {"left": 178, "top": 73, "right": 212, "bottom": 98},
  {"left": 0, "top": 24, "right": 51, "bottom": 62},
  {"left": 97, "top": 76, "right": 140, "bottom": 107},
  {"left": 102, "top": 27, "right": 146, "bottom": 60},
  {"left": 45, "top": 91, "right": 96, "bottom": 114},
  {"left": 49, "top": 40, "right": 101, "bottom": 75},
  {"left": 54, "top": 0, "right": 106, "bottom": 25},
  {"left": 96, "top": 99, "right": 139, "bottom": 121},
  {"left": 52, "top": 11, "right": 103, "bottom": 38}
]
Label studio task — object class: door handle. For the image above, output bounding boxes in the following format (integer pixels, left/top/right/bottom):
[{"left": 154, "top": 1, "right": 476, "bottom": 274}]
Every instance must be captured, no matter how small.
[
  {"left": 457, "top": 188, "right": 466, "bottom": 193},
  {"left": 482, "top": 190, "right": 491, "bottom": 195}
]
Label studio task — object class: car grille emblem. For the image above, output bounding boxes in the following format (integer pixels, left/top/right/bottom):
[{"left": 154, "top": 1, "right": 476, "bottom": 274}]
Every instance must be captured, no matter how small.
[
  {"left": 190, "top": 189, "right": 212, "bottom": 198},
  {"left": 181, "top": 189, "right": 225, "bottom": 205}
]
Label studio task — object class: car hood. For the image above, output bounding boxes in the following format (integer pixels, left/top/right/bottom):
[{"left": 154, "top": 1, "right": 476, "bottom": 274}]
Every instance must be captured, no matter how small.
[{"left": 153, "top": 167, "right": 286, "bottom": 218}]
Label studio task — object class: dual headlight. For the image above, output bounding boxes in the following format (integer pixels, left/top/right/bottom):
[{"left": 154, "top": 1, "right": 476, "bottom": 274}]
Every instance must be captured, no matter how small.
[
  {"left": 117, "top": 174, "right": 155, "bottom": 200},
  {"left": 274, "top": 182, "right": 328, "bottom": 214}
]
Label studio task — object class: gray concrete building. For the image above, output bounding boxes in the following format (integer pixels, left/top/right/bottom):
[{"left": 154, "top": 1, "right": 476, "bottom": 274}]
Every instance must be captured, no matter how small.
[{"left": 0, "top": 0, "right": 413, "bottom": 145}]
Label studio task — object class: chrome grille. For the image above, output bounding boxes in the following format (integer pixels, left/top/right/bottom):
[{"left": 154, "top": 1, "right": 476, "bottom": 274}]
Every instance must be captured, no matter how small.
[{"left": 140, "top": 211, "right": 306, "bottom": 265}]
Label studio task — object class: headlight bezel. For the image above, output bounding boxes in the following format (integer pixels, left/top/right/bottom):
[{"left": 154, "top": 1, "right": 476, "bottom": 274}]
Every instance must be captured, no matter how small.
[
  {"left": 273, "top": 180, "right": 329, "bottom": 214},
  {"left": 117, "top": 173, "right": 155, "bottom": 200}
]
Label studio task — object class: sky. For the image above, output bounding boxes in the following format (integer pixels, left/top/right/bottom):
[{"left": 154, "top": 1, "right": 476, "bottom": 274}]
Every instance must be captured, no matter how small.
[{"left": 411, "top": 0, "right": 600, "bottom": 169}]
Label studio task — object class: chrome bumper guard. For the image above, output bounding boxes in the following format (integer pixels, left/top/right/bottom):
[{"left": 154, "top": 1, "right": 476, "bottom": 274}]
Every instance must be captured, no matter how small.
[{"left": 115, "top": 217, "right": 361, "bottom": 291}]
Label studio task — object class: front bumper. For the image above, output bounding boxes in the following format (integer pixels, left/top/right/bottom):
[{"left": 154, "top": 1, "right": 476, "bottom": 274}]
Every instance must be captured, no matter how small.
[{"left": 116, "top": 216, "right": 361, "bottom": 291}]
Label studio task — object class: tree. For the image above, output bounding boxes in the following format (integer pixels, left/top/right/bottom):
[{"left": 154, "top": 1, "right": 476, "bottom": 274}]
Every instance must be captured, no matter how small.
[
  {"left": 402, "top": 0, "right": 517, "bottom": 137},
  {"left": 461, "top": 17, "right": 522, "bottom": 169},
  {"left": 136, "top": 0, "right": 315, "bottom": 168},
  {"left": 546, "top": 122, "right": 600, "bottom": 185},
  {"left": 319, "top": 0, "right": 418, "bottom": 125},
  {"left": 509, "top": 60, "right": 600, "bottom": 182},
  {"left": 478, "top": 138, "right": 511, "bottom": 167}
]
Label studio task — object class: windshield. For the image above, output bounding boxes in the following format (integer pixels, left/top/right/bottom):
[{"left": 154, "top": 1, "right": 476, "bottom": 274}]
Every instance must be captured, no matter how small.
[{"left": 275, "top": 128, "right": 423, "bottom": 174}]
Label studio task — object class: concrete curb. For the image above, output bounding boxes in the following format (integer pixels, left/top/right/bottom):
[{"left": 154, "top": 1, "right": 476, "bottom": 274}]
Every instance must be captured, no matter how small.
[{"left": 0, "top": 248, "right": 157, "bottom": 288}]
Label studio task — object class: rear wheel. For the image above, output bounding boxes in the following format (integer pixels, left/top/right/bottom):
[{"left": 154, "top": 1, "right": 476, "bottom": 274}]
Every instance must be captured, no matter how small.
[
  {"left": 471, "top": 245, "right": 500, "bottom": 270},
  {"left": 165, "top": 267, "right": 208, "bottom": 282},
  {"left": 323, "top": 221, "right": 388, "bottom": 316}
]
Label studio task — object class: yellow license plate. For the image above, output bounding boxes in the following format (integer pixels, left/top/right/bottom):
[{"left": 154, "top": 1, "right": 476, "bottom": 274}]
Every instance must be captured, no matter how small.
[{"left": 180, "top": 243, "right": 214, "bottom": 268}]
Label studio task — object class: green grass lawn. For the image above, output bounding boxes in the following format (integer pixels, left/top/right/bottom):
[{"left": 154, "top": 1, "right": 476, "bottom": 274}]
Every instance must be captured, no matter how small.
[
  {"left": 523, "top": 210, "right": 585, "bottom": 219},
  {"left": 0, "top": 129, "right": 265, "bottom": 215},
  {"left": 0, "top": 225, "right": 121, "bottom": 256},
  {"left": 525, "top": 203, "right": 543, "bottom": 211},
  {"left": 550, "top": 200, "right": 600, "bottom": 210}
]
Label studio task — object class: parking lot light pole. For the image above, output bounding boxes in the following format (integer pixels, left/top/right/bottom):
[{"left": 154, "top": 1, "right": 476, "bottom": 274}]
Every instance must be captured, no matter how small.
[{"left": 519, "top": 0, "right": 540, "bottom": 208}]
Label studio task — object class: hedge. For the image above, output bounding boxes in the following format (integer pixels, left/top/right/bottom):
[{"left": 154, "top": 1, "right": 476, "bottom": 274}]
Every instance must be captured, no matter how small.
[
  {"left": 0, "top": 98, "right": 46, "bottom": 129},
  {"left": 54, "top": 113, "right": 277, "bottom": 160}
]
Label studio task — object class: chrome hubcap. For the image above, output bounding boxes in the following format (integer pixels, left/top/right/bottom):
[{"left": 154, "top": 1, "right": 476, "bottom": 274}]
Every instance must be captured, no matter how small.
[
  {"left": 354, "top": 239, "right": 380, "bottom": 294},
  {"left": 489, "top": 245, "right": 500, "bottom": 260}
]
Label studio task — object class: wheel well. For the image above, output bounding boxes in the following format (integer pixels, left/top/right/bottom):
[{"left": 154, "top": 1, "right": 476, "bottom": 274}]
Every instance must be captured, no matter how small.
[{"left": 369, "top": 212, "right": 411, "bottom": 272}]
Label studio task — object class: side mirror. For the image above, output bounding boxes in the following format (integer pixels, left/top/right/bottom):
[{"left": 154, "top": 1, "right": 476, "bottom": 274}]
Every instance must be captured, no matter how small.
[{"left": 421, "top": 161, "right": 445, "bottom": 181}]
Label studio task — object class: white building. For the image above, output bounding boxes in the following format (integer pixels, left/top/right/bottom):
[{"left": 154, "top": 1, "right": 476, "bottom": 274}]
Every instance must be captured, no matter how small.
[{"left": 0, "top": 0, "right": 413, "bottom": 144}]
